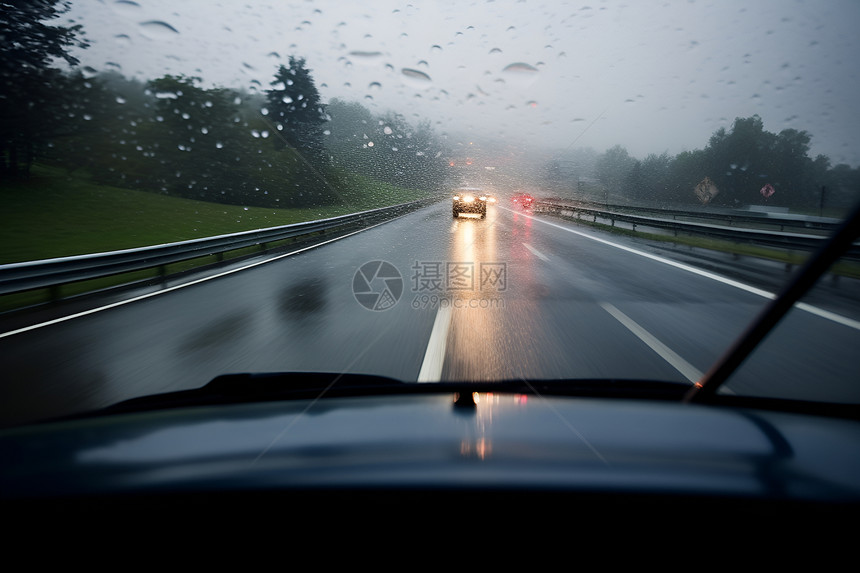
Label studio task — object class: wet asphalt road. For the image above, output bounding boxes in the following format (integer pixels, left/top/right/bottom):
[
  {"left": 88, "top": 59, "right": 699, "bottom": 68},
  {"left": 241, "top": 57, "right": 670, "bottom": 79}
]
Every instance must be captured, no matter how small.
[{"left": 1, "top": 201, "right": 859, "bottom": 426}]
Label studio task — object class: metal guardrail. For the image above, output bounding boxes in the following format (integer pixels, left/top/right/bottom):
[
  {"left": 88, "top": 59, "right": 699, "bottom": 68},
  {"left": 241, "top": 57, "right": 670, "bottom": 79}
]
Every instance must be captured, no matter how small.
[
  {"left": 542, "top": 197, "right": 841, "bottom": 233},
  {"left": 534, "top": 200, "right": 860, "bottom": 260},
  {"left": 0, "top": 196, "right": 440, "bottom": 297}
]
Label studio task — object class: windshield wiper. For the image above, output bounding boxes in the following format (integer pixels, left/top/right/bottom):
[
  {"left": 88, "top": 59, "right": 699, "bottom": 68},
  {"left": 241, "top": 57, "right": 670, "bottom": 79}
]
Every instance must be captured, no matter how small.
[
  {"left": 80, "top": 374, "right": 690, "bottom": 419},
  {"left": 685, "top": 199, "right": 860, "bottom": 403}
]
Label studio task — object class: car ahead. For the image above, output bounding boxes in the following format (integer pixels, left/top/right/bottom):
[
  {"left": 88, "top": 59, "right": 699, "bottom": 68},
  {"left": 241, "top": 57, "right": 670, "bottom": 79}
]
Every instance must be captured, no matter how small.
[
  {"left": 452, "top": 187, "right": 487, "bottom": 219},
  {"left": 2, "top": 202, "right": 859, "bottom": 532},
  {"left": 512, "top": 192, "right": 534, "bottom": 209}
]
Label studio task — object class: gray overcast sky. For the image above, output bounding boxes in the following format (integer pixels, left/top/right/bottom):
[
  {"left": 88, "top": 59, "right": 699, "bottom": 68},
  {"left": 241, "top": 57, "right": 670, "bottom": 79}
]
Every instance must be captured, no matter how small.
[{"left": 65, "top": 0, "right": 860, "bottom": 166}]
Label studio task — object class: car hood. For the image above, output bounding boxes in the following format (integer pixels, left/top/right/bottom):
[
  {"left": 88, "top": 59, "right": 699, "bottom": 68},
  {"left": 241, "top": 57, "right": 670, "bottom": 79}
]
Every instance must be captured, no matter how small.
[{"left": 3, "top": 390, "right": 860, "bottom": 501}]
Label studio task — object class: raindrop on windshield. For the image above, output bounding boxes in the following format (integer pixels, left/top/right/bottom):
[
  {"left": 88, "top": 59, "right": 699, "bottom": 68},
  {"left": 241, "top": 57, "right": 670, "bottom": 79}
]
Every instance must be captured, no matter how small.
[
  {"left": 503, "top": 62, "right": 540, "bottom": 74},
  {"left": 401, "top": 68, "right": 432, "bottom": 88},
  {"left": 349, "top": 51, "right": 383, "bottom": 59},
  {"left": 139, "top": 20, "right": 180, "bottom": 39}
]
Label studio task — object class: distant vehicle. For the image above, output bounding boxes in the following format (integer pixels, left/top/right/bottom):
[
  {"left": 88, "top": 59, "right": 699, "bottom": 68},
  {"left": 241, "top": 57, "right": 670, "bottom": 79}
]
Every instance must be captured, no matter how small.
[
  {"left": 484, "top": 193, "right": 497, "bottom": 205},
  {"left": 512, "top": 192, "right": 534, "bottom": 209},
  {"left": 452, "top": 187, "right": 487, "bottom": 219}
]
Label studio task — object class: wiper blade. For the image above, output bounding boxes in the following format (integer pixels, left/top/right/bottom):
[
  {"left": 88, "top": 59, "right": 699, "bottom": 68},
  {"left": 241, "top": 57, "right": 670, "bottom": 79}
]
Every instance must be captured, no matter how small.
[
  {"left": 686, "top": 198, "right": 860, "bottom": 403},
  {"left": 98, "top": 372, "right": 408, "bottom": 415},
  {"left": 86, "top": 375, "right": 690, "bottom": 418}
]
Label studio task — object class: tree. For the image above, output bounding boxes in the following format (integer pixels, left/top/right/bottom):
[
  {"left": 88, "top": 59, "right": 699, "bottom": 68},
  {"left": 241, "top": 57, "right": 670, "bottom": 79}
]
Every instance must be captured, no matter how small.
[
  {"left": 265, "top": 57, "right": 328, "bottom": 165},
  {"left": 0, "top": 0, "right": 89, "bottom": 178},
  {"left": 596, "top": 145, "right": 636, "bottom": 200}
]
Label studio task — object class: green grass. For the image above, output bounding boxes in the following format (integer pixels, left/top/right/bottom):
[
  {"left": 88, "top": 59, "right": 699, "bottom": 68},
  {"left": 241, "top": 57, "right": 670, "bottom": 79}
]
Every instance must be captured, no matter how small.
[
  {"left": 555, "top": 214, "right": 860, "bottom": 280},
  {"left": 0, "top": 164, "right": 434, "bottom": 312},
  {"left": 0, "top": 164, "right": 428, "bottom": 264}
]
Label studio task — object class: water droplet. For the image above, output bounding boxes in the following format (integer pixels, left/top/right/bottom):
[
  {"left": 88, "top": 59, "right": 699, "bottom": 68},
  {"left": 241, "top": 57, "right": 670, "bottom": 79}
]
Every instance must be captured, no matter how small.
[
  {"left": 349, "top": 50, "right": 383, "bottom": 59},
  {"left": 368, "top": 81, "right": 382, "bottom": 92},
  {"left": 112, "top": 0, "right": 141, "bottom": 16},
  {"left": 367, "top": 141, "right": 374, "bottom": 147},
  {"left": 401, "top": 68, "right": 432, "bottom": 88},
  {"left": 502, "top": 62, "right": 540, "bottom": 88},
  {"left": 115, "top": 96, "right": 126, "bottom": 104},
  {"left": 261, "top": 107, "right": 269, "bottom": 115},
  {"left": 489, "top": 47, "right": 503, "bottom": 55},
  {"left": 383, "top": 126, "right": 393, "bottom": 135},
  {"left": 282, "top": 96, "right": 293, "bottom": 104},
  {"left": 503, "top": 62, "right": 539, "bottom": 74},
  {"left": 216, "top": 142, "right": 224, "bottom": 149},
  {"left": 139, "top": 20, "right": 180, "bottom": 39}
]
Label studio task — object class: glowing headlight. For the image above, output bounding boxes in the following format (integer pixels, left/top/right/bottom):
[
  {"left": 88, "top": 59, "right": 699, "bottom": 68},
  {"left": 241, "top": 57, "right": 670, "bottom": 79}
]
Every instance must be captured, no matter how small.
[
  {"left": 453, "top": 195, "right": 460, "bottom": 200},
  {"left": 463, "top": 195, "right": 474, "bottom": 202}
]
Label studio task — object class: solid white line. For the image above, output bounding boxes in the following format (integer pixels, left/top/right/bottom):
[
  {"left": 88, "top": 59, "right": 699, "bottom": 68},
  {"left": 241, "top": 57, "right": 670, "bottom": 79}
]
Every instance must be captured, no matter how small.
[
  {"left": 0, "top": 221, "right": 392, "bottom": 339},
  {"left": 417, "top": 305, "right": 453, "bottom": 382},
  {"left": 522, "top": 242, "right": 549, "bottom": 261},
  {"left": 501, "top": 206, "right": 860, "bottom": 332},
  {"left": 600, "top": 302, "right": 702, "bottom": 384}
]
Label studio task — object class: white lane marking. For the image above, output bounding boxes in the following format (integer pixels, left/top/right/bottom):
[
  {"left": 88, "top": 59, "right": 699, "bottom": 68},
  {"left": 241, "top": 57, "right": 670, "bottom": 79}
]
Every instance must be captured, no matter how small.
[
  {"left": 600, "top": 302, "right": 702, "bottom": 384},
  {"left": 795, "top": 302, "right": 860, "bottom": 331},
  {"left": 0, "top": 221, "right": 392, "bottom": 340},
  {"left": 417, "top": 305, "right": 453, "bottom": 382},
  {"left": 522, "top": 242, "right": 549, "bottom": 261},
  {"left": 501, "top": 206, "right": 860, "bottom": 332}
]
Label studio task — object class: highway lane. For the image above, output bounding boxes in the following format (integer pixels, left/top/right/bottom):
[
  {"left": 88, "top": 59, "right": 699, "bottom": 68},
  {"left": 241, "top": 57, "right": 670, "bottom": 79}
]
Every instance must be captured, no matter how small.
[{"left": 1, "top": 200, "right": 858, "bottom": 426}]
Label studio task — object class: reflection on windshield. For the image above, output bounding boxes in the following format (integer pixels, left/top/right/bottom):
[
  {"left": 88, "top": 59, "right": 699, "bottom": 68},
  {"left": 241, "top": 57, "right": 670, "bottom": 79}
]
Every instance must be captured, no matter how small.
[{"left": 1, "top": 0, "right": 859, "bottom": 425}]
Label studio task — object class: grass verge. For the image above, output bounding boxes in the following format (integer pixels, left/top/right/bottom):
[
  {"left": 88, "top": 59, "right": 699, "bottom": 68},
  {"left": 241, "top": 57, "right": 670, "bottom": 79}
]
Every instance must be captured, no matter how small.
[{"left": 554, "top": 214, "right": 860, "bottom": 280}]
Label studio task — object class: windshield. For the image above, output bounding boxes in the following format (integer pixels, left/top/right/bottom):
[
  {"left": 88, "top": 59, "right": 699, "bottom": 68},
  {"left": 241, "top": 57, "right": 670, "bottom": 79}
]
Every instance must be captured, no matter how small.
[{"left": 1, "top": 0, "right": 859, "bottom": 427}]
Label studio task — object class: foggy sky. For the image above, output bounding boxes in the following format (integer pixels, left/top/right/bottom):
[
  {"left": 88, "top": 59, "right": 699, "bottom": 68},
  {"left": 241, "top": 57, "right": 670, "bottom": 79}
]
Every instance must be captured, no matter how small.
[{"left": 64, "top": 0, "right": 860, "bottom": 167}]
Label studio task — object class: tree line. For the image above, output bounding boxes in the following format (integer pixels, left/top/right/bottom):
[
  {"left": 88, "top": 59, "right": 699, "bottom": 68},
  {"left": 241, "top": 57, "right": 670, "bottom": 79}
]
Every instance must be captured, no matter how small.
[
  {"left": 0, "top": 2, "right": 450, "bottom": 208},
  {"left": 546, "top": 115, "right": 859, "bottom": 211}
]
